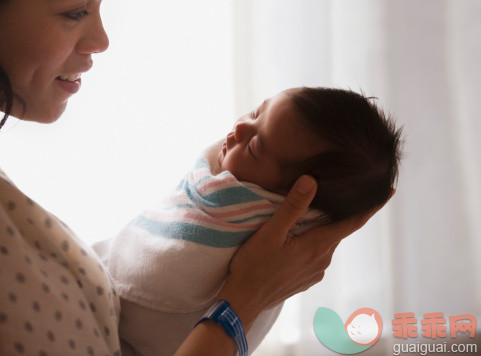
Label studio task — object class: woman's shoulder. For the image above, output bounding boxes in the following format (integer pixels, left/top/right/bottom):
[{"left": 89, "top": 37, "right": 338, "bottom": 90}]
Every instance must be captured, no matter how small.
[
  {"left": 0, "top": 169, "right": 118, "bottom": 294},
  {"left": 0, "top": 170, "right": 122, "bottom": 355},
  {"left": 0, "top": 166, "right": 14, "bottom": 185}
]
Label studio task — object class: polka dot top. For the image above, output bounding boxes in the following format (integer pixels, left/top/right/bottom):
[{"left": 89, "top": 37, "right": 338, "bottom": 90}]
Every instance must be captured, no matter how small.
[{"left": 0, "top": 169, "right": 121, "bottom": 355}]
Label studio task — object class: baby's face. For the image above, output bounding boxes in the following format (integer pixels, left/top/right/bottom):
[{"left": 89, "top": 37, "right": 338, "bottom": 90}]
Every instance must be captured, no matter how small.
[{"left": 218, "top": 89, "right": 326, "bottom": 193}]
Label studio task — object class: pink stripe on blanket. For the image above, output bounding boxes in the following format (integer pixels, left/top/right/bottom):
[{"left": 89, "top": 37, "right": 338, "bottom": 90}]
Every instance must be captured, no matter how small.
[{"left": 196, "top": 175, "right": 238, "bottom": 195}]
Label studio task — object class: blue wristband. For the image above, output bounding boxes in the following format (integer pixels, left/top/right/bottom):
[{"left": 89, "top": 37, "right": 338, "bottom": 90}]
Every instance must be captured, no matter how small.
[{"left": 195, "top": 299, "right": 248, "bottom": 356}]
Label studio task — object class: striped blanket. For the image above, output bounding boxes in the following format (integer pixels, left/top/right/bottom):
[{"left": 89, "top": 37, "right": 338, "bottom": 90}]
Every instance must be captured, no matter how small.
[
  {"left": 93, "top": 146, "right": 325, "bottom": 355},
  {"left": 130, "top": 158, "right": 322, "bottom": 250}
]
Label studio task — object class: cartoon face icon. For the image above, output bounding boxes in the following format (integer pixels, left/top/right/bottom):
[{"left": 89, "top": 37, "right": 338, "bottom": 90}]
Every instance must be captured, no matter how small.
[
  {"left": 314, "top": 307, "right": 383, "bottom": 353},
  {"left": 346, "top": 313, "right": 379, "bottom": 345}
]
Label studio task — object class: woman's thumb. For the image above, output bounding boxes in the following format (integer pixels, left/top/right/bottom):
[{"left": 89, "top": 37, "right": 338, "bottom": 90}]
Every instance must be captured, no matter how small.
[{"left": 261, "top": 175, "right": 317, "bottom": 243}]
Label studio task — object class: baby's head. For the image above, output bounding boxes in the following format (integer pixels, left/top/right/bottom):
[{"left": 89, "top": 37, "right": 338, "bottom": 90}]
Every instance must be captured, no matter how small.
[{"left": 218, "top": 87, "right": 403, "bottom": 223}]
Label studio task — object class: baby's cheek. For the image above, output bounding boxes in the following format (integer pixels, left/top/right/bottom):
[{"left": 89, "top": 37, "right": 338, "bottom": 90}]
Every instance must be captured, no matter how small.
[
  {"left": 228, "top": 160, "right": 255, "bottom": 184},
  {"left": 222, "top": 153, "right": 242, "bottom": 176}
]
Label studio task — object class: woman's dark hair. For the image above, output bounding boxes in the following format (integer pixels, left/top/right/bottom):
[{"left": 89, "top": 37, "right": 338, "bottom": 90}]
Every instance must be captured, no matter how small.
[
  {"left": 0, "top": 0, "right": 13, "bottom": 130},
  {"left": 286, "top": 87, "right": 403, "bottom": 223},
  {"left": 0, "top": 65, "right": 14, "bottom": 130}
]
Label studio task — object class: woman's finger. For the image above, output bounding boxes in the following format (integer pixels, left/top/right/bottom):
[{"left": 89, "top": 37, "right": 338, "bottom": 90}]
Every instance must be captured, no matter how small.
[
  {"left": 289, "top": 215, "right": 359, "bottom": 256},
  {"left": 296, "top": 187, "right": 397, "bottom": 252},
  {"left": 260, "top": 175, "right": 317, "bottom": 244}
]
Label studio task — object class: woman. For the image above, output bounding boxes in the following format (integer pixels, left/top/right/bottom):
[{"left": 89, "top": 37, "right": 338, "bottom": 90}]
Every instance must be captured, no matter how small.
[{"left": 0, "top": 1, "right": 385, "bottom": 355}]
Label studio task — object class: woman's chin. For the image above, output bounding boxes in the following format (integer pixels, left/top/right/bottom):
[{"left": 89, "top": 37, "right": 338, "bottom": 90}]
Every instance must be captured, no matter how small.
[{"left": 16, "top": 103, "right": 67, "bottom": 124}]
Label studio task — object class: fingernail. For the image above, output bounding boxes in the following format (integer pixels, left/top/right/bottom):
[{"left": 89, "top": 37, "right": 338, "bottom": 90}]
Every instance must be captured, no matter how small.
[{"left": 296, "top": 175, "right": 315, "bottom": 194}]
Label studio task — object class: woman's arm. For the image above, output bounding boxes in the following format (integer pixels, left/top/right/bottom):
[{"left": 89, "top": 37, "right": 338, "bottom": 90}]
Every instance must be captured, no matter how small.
[{"left": 175, "top": 175, "right": 388, "bottom": 356}]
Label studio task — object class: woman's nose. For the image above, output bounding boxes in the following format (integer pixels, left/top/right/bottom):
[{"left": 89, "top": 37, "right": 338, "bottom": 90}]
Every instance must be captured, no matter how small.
[
  {"left": 234, "top": 120, "right": 255, "bottom": 143},
  {"left": 76, "top": 14, "right": 110, "bottom": 54}
]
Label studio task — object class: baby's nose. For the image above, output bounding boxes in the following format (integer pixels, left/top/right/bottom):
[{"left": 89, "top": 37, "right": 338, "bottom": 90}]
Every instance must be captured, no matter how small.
[
  {"left": 234, "top": 120, "right": 253, "bottom": 143},
  {"left": 234, "top": 124, "right": 243, "bottom": 143}
]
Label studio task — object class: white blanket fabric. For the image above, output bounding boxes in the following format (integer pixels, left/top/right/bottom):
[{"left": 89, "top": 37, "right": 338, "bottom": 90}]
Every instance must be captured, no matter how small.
[{"left": 93, "top": 147, "right": 325, "bottom": 355}]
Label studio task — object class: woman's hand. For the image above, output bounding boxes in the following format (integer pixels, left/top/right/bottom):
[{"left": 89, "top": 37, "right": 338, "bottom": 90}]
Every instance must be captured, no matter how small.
[
  {"left": 175, "top": 175, "right": 392, "bottom": 356},
  {"left": 217, "top": 175, "right": 390, "bottom": 329}
]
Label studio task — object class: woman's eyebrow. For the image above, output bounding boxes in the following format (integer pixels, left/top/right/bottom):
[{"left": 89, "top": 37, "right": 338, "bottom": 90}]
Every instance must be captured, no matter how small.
[
  {"left": 52, "top": 0, "right": 88, "bottom": 4},
  {"left": 52, "top": 0, "right": 90, "bottom": 11}
]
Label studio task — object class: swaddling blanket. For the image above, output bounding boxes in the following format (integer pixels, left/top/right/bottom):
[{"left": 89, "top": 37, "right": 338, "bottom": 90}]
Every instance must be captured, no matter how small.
[
  {"left": 93, "top": 146, "right": 325, "bottom": 355},
  {"left": 97, "top": 155, "right": 323, "bottom": 313}
]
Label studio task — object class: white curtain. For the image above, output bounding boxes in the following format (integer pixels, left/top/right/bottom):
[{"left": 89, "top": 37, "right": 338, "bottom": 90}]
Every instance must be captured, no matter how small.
[{"left": 233, "top": 0, "right": 481, "bottom": 355}]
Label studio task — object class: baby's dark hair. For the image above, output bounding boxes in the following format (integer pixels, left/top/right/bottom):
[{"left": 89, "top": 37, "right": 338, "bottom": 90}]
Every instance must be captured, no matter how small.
[{"left": 285, "top": 87, "right": 403, "bottom": 223}]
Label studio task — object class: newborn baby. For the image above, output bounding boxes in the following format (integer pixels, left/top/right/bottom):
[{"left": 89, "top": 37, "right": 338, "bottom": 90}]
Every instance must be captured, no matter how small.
[{"left": 94, "top": 87, "right": 402, "bottom": 356}]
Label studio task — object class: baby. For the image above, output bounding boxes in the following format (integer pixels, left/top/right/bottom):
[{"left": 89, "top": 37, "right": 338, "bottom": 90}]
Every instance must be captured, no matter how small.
[{"left": 94, "top": 87, "right": 402, "bottom": 355}]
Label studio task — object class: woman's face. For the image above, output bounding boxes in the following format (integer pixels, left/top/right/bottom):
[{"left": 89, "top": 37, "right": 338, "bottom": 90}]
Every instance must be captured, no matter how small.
[{"left": 0, "top": 0, "right": 109, "bottom": 123}]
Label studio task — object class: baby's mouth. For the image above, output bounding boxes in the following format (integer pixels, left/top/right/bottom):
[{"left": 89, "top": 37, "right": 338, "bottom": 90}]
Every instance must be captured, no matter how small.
[
  {"left": 225, "top": 131, "right": 236, "bottom": 151},
  {"left": 222, "top": 140, "right": 227, "bottom": 155}
]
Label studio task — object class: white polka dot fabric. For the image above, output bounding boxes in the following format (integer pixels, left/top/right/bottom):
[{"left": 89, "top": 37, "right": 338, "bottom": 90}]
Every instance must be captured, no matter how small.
[{"left": 0, "top": 169, "right": 121, "bottom": 355}]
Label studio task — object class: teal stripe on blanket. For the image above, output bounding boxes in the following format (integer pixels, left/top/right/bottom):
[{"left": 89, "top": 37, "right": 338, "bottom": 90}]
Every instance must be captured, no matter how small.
[
  {"left": 130, "top": 216, "right": 254, "bottom": 248},
  {"left": 161, "top": 203, "right": 198, "bottom": 211},
  {"left": 193, "top": 158, "right": 210, "bottom": 170},
  {"left": 204, "top": 187, "right": 264, "bottom": 206}
]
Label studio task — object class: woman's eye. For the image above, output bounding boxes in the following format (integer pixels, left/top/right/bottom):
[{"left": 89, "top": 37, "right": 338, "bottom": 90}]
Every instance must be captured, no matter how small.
[
  {"left": 249, "top": 111, "right": 256, "bottom": 119},
  {"left": 64, "top": 9, "right": 90, "bottom": 21}
]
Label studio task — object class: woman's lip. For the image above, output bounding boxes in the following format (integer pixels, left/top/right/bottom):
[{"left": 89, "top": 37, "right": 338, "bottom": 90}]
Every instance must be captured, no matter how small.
[
  {"left": 55, "top": 77, "right": 81, "bottom": 94},
  {"left": 222, "top": 141, "right": 227, "bottom": 155}
]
